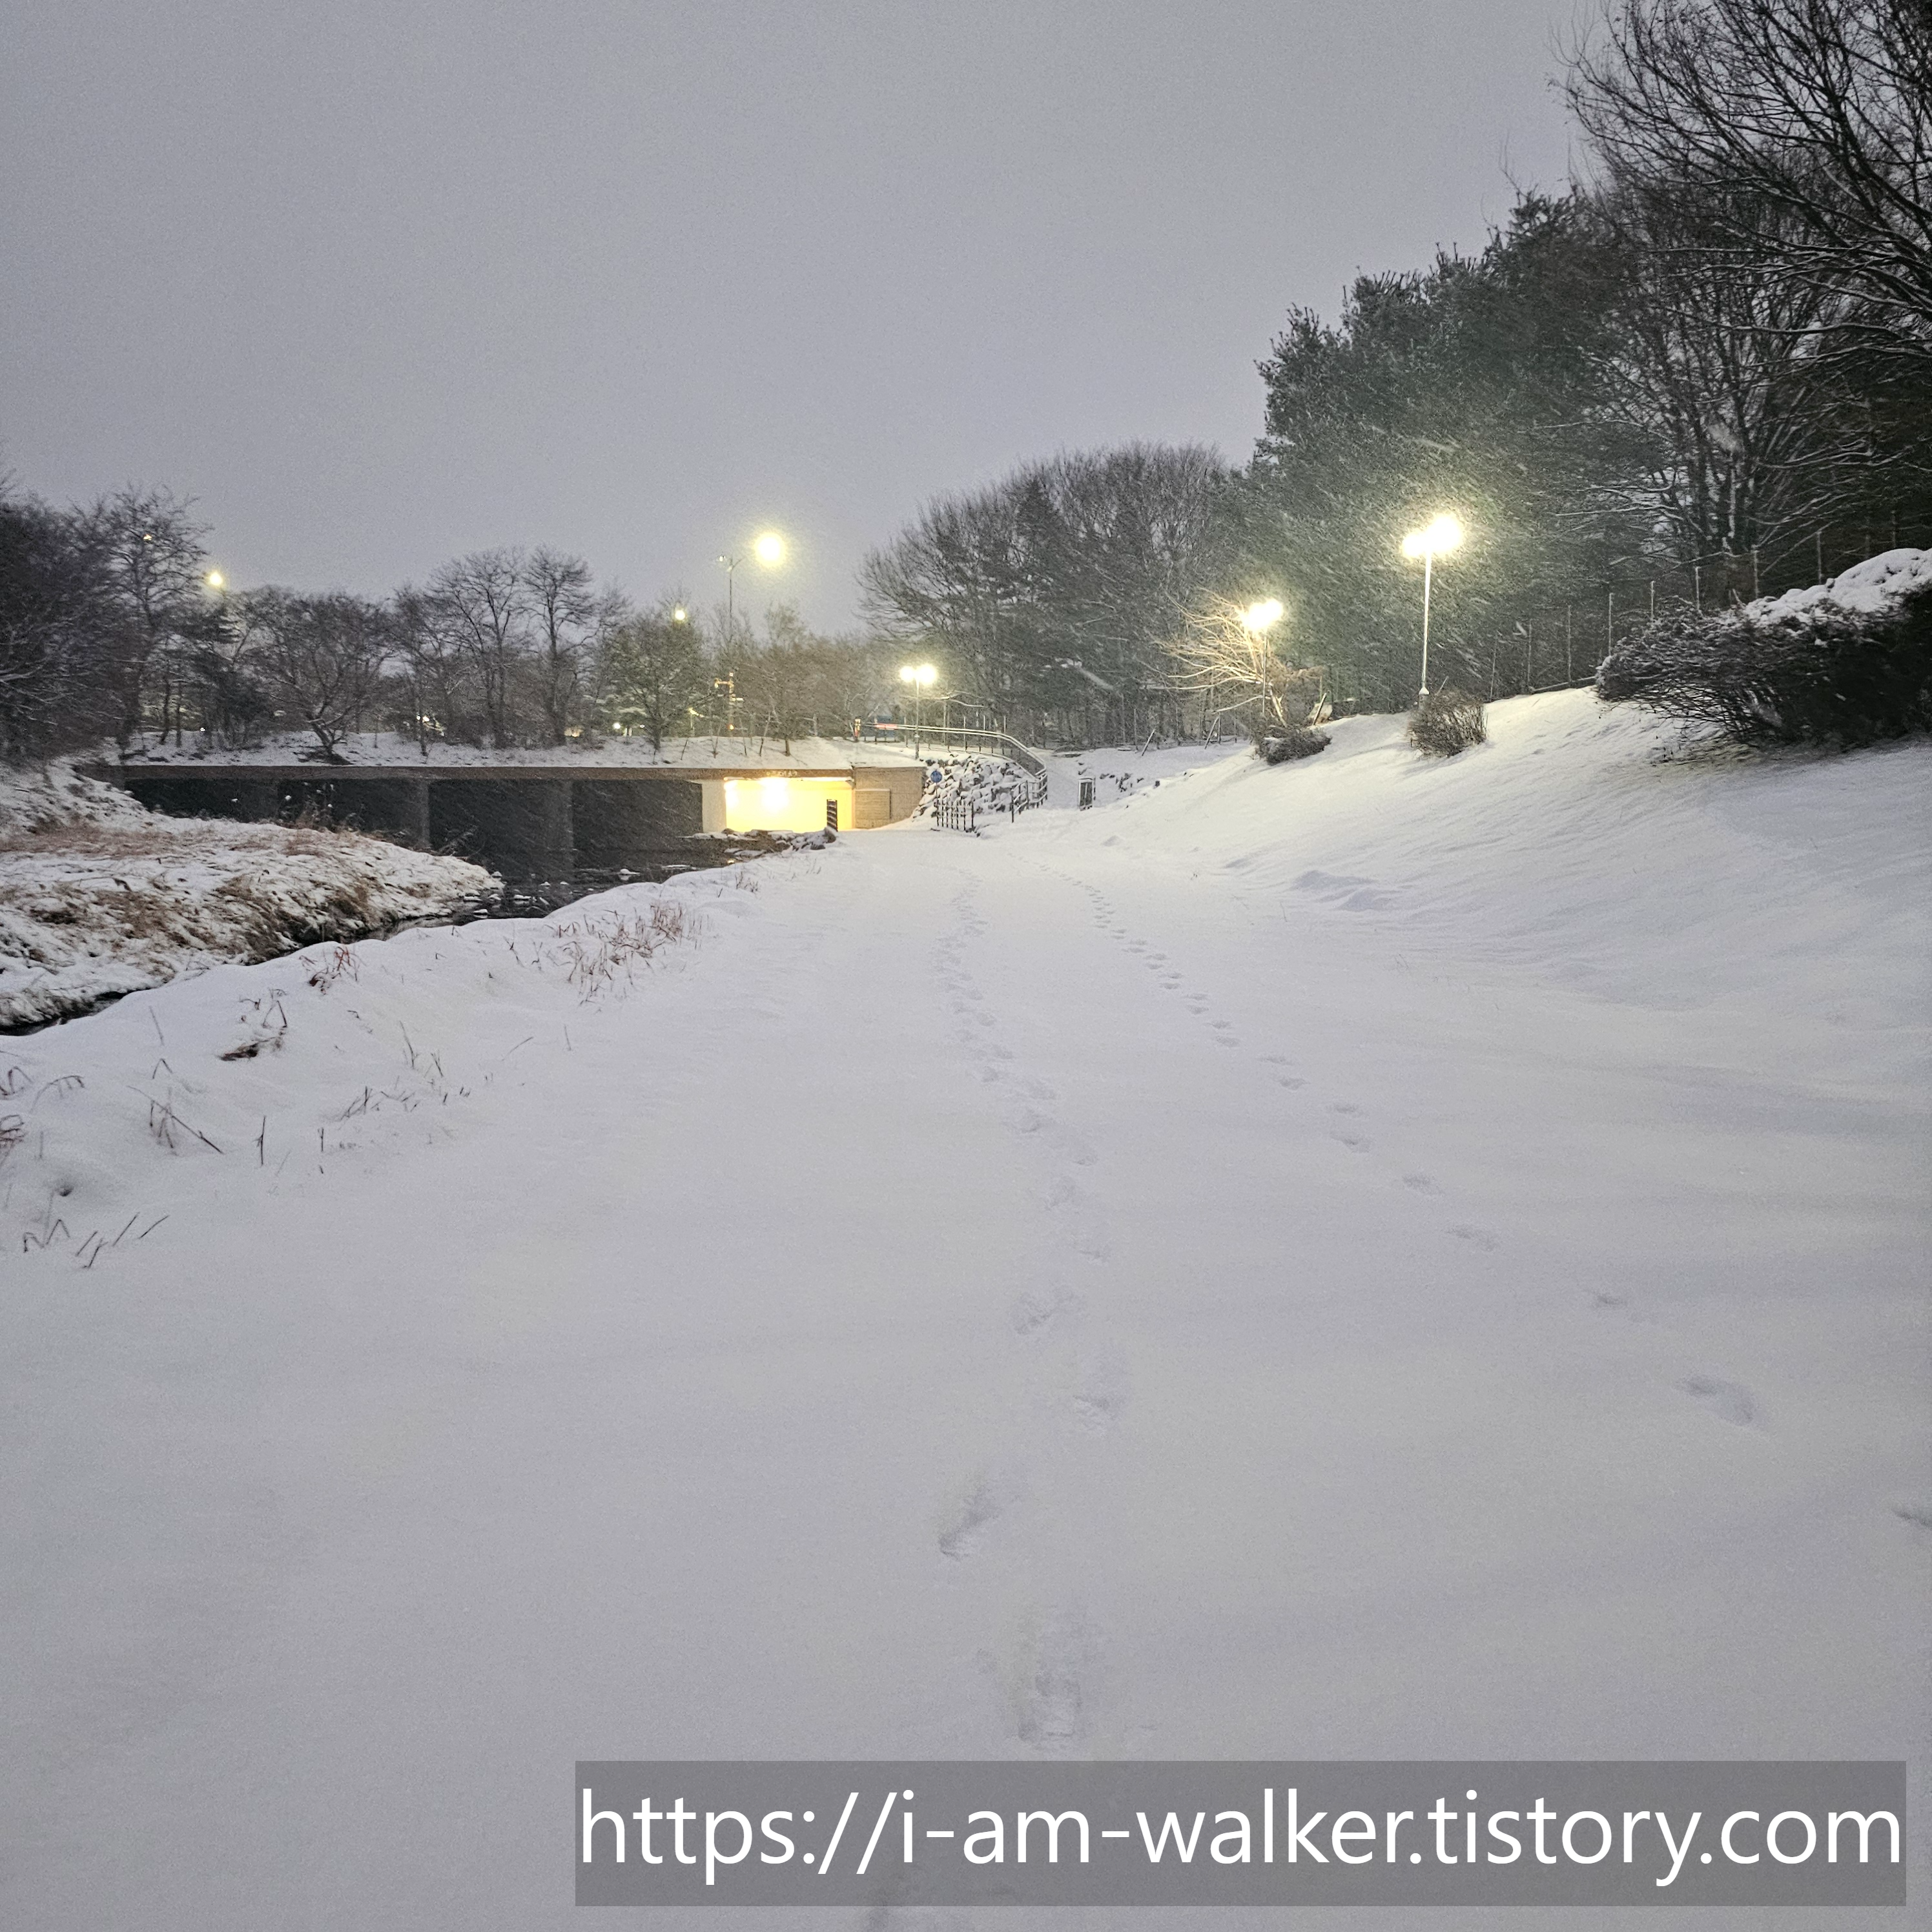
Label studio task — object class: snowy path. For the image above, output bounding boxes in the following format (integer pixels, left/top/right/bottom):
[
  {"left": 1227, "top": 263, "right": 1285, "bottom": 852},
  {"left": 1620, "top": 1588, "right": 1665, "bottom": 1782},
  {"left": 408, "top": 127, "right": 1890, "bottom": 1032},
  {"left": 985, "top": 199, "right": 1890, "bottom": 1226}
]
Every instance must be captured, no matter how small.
[{"left": 2, "top": 695, "right": 1926, "bottom": 1928}]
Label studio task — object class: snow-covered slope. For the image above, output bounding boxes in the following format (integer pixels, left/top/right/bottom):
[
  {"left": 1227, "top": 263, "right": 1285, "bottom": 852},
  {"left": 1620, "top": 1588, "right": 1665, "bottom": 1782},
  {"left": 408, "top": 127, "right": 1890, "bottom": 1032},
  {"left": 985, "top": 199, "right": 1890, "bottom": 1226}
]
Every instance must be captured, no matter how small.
[
  {"left": 0, "top": 759, "right": 497, "bottom": 1027},
  {"left": 1, "top": 692, "right": 1924, "bottom": 1930}
]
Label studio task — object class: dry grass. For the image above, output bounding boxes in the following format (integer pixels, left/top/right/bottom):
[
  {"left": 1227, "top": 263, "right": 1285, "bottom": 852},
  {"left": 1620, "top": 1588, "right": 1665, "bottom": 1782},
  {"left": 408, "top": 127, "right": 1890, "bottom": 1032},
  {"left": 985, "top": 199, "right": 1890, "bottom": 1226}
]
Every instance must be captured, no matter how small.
[
  {"left": 546, "top": 898, "right": 700, "bottom": 996},
  {"left": 0, "top": 817, "right": 363, "bottom": 861}
]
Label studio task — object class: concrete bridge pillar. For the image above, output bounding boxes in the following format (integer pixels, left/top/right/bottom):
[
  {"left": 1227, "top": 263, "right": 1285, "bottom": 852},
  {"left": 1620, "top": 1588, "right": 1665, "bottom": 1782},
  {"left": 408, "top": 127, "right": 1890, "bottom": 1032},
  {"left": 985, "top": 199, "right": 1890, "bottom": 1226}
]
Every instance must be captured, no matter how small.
[
  {"left": 404, "top": 776, "right": 431, "bottom": 848},
  {"left": 540, "top": 781, "right": 575, "bottom": 879}
]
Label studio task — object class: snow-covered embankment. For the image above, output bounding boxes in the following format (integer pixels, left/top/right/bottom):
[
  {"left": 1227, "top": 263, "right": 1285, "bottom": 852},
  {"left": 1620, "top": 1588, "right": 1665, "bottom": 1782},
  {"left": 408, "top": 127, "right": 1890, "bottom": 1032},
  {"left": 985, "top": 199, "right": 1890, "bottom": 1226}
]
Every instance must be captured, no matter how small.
[{"left": 0, "top": 761, "right": 496, "bottom": 1028}]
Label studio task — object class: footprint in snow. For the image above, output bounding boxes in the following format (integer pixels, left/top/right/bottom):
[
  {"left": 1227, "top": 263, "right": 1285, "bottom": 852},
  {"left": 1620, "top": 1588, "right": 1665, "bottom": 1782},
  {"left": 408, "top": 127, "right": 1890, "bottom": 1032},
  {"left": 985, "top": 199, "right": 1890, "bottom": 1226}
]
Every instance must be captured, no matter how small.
[
  {"left": 1893, "top": 1501, "right": 1932, "bottom": 1530},
  {"left": 938, "top": 1474, "right": 1017, "bottom": 1561},
  {"left": 1069, "top": 1352, "right": 1129, "bottom": 1434},
  {"left": 1007, "top": 1608, "right": 1094, "bottom": 1749},
  {"left": 1011, "top": 1282, "right": 1081, "bottom": 1336},
  {"left": 1333, "top": 1131, "right": 1372, "bottom": 1152},
  {"left": 1448, "top": 1224, "right": 1498, "bottom": 1249},
  {"left": 1401, "top": 1172, "right": 1440, "bottom": 1195},
  {"left": 1681, "top": 1375, "right": 1756, "bottom": 1427},
  {"left": 1277, "top": 1074, "right": 1307, "bottom": 1089}
]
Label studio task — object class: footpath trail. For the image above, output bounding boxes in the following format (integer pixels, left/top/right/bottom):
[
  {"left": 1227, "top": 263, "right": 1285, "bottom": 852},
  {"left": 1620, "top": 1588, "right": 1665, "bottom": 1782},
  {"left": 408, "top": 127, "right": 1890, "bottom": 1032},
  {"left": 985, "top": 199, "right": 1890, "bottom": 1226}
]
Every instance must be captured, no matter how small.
[{"left": 1, "top": 695, "right": 1926, "bottom": 1930}]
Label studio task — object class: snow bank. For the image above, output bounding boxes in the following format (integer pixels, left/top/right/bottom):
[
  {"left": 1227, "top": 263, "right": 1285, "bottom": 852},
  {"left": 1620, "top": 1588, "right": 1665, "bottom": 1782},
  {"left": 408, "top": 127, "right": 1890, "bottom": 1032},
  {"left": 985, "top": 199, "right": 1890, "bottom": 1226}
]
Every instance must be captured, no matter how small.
[
  {"left": 0, "top": 858, "right": 767, "bottom": 1266},
  {"left": 0, "top": 759, "right": 497, "bottom": 1028},
  {"left": 1033, "top": 690, "right": 1930, "bottom": 1025},
  {"left": 1750, "top": 544, "right": 1931, "bottom": 621}
]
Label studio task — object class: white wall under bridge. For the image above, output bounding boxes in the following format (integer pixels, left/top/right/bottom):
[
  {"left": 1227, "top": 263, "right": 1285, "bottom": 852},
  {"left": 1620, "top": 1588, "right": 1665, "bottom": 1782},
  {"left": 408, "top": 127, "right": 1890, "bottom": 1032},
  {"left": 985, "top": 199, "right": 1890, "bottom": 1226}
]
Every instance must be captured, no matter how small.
[
  {"left": 701, "top": 765, "right": 927, "bottom": 834},
  {"left": 704, "top": 775, "right": 852, "bottom": 834}
]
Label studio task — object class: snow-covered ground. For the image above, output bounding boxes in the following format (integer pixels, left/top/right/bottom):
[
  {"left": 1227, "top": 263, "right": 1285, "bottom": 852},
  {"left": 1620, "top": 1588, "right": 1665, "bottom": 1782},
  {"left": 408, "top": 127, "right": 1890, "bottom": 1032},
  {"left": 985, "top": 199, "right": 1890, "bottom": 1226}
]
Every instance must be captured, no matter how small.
[
  {"left": 1, "top": 691, "right": 1926, "bottom": 1929},
  {"left": 0, "top": 761, "right": 497, "bottom": 1028}
]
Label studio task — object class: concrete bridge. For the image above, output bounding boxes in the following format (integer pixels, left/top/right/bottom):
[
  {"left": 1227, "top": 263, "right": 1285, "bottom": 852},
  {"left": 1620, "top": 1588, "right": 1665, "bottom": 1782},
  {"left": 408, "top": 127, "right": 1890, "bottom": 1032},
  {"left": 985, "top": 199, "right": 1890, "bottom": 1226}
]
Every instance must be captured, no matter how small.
[{"left": 96, "top": 754, "right": 929, "bottom": 879}]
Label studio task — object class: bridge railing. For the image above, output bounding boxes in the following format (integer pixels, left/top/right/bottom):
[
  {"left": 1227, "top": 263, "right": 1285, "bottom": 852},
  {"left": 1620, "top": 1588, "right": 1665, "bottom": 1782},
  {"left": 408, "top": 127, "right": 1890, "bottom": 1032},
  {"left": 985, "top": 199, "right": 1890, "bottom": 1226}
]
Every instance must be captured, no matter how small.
[{"left": 857, "top": 724, "right": 1048, "bottom": 780}]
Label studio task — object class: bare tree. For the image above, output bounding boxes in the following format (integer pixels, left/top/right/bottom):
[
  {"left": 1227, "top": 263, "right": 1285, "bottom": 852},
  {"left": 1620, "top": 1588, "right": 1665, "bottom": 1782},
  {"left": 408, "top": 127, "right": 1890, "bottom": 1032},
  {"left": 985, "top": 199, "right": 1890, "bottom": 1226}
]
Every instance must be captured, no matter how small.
[
  {"left": 77, "top": 486, "right": 218, "bottom": 748},
  {"left": 420, "top": 549, "right": 529, "bottom": 746},
  {"left": 1590, "top": 179, "right": 1889, "bottom": 560},
  {"left": 1169, "top": 595, "right": 1321, "bottom": 743},
  {"left": 1570, "top": 0, "right": 1932, "bottom": 367},
  {"left": 859, "top": 443, "right": 1234, "bottom": 742},
  {"left": 522, "top": 547, "right": 607, "bottom": 744},
  {"left": 245, "top": 590, "right": 391, "bottom": 760},
  {"left": 0, "top": 486, "right": 123, "bottom": 759},
  {"left": 390, "top": 584, "right": 467, "bottom": 754}
]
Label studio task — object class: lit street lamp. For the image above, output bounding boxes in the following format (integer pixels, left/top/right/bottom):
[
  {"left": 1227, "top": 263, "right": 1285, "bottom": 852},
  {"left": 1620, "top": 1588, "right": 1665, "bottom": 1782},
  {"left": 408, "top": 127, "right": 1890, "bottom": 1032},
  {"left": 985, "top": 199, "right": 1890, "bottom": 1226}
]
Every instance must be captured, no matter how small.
[
  {"left": 718, "top": 530, "right": 786, "bottom": 644},
  {"left": 899, "top": 661, "right": 937, "bottom": 747},
  {"left": 1242, "top": 597, "right": 1284, "bottom": 734},
  {"left": 1399, "top": 513, "right": 1464, "bottom": 697}
]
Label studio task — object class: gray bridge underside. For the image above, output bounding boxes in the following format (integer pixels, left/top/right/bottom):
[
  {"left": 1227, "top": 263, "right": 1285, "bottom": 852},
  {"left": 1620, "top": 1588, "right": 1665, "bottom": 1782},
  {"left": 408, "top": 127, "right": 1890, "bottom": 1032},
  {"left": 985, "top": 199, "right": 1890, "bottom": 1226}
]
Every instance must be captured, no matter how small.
[{"left": 105, "top": 766, "right": 734, "bottom": 879}]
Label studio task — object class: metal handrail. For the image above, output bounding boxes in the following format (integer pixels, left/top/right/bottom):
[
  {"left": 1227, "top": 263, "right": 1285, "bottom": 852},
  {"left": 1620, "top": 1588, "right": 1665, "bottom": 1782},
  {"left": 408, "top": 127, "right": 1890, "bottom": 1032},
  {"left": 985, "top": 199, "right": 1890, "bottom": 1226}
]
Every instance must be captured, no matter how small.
[{"left": 858, "top": 723, "right": 1048, "bottom": 779}]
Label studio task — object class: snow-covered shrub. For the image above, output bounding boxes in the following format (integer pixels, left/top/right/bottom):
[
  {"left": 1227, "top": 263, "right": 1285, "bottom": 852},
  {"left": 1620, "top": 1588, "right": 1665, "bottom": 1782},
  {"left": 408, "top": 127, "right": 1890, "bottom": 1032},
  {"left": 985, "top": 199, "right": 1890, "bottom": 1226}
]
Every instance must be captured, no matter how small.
[
  {"left": 1408, "top": 687, "right": 1486, "bottom": 757},
  {"left": 1260, "top": 727, "right": 1331, "bottom": 763},
  {"left": 1598, "top": 548, "right": 1932, "bottom": 750}
]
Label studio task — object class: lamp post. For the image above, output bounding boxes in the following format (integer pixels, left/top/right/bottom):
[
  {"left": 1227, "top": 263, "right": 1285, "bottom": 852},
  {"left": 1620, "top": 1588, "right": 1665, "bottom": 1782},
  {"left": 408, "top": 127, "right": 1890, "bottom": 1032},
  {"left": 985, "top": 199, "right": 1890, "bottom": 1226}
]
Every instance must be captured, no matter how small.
[
  {"left": 1241, "top": 597, "right": 1285, "bottom": 735},
  {"left": 1399, "top": 514, "right": 1464, "bottom": 697},
  {"left": 717, "top": 531, "right": 786, "bottom": 648},
  {"left": 899, "top": 661, "right": 937, "bottom": 751}
]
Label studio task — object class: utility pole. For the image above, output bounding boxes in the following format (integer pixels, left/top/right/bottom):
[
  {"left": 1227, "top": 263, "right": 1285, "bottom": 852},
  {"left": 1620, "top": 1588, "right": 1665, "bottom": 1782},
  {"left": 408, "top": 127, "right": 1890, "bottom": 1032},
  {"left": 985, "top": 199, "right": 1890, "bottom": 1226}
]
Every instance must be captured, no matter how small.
[{"left": 717, "top": 553, "right": 740, "bottom": 648}]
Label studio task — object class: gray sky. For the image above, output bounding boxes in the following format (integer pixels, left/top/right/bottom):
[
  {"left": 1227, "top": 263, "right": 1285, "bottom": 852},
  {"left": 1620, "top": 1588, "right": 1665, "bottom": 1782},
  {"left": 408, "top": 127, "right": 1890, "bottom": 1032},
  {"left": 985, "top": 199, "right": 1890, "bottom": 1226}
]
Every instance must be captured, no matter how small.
[{"left": 2, "top": 1, "right": 1581, "bottom": 631}]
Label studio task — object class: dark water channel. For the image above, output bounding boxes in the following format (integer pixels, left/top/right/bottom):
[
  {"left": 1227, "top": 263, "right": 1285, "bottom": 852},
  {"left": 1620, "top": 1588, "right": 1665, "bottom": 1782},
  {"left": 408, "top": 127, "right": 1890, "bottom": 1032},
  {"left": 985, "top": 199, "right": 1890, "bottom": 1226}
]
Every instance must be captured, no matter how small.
[{"left": 445, "top": 831, "right": 830, "bottom": 920}]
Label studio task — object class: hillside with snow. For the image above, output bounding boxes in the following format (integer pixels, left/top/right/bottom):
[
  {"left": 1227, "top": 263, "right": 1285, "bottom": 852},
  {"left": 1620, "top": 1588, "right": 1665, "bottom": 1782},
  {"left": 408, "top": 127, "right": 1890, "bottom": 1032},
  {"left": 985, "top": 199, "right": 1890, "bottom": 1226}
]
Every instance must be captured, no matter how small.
[
  {"left": 0, "top": 761, "right": 497, "bottom": 1028},
  {"left": 1, "top": 690, "right": 1926, "bottom": 1929}
]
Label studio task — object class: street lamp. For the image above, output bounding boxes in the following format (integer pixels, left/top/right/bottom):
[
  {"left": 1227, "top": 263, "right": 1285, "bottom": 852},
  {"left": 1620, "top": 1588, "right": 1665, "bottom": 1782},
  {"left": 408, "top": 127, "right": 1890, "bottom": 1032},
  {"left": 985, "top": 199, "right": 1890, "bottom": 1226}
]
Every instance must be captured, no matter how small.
[
  {"left": 1400, "top": 513, "right": 1464, "bottom": 697},
  {"left": 1242, "top": 597, "right": 1284, "bottom": 734},
  {"left": 899, "top": 661, "right": 937, "bottom": 746},
  {"left": 718, "top": 530, "right": 786, "bottom": 644},
  {"left": 205, "top": 570, "right": 225, "bottom": 590}
]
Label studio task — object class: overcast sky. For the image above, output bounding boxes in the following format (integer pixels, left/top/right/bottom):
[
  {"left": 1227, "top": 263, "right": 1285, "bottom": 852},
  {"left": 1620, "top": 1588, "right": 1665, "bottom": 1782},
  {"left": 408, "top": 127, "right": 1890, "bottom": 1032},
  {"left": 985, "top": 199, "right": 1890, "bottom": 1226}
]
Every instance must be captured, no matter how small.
[{"left": 3, "top": 1, "right": 1583, "bottom": 631}]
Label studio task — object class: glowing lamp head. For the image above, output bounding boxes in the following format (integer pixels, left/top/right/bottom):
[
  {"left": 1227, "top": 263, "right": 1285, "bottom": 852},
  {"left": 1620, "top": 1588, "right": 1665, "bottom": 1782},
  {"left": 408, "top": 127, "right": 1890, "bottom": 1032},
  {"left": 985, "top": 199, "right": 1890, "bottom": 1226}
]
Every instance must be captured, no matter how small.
[
  {"left": 205, "top": 570, "right": 224, "bottom": 590},
  {"left": 671, "top": 606, "right": 687, "bottom": 624},
  {"left": 1402, "top": 513, "right": 1464, "bottom": 561},
  {"left": 752, "top": 531, "right": 786, "bottom": 568},
  {"left": 915, "top": 663, "right": 937, "bottom": 688},
  {"left": 1242, "top": 597, "right": 1284, "bottom": 633}
]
